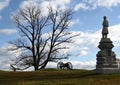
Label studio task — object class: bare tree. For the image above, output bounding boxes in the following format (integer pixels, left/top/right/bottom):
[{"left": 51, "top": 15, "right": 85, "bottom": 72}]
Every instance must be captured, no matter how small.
[{"left": 9, "top": 5, "right": 79, "bottom": 71}]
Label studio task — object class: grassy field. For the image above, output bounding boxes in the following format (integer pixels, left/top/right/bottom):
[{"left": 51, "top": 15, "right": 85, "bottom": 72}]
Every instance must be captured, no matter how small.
[{"left": 0, "top": 69, "right": 120, "bottom": 85}]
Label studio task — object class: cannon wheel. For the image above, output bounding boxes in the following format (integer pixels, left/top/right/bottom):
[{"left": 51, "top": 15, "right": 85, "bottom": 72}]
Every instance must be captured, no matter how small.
[
  {"left": 57, "top": 62, "right": 63, "bottom": 69},
  {"left": 67, "top": 62, "right": 73, "bottom": 70}
]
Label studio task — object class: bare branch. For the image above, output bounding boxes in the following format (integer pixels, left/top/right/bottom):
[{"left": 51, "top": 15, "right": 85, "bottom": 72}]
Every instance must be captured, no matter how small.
[{"left": 9, "top": 5, "right": 78, "bottom": 71}]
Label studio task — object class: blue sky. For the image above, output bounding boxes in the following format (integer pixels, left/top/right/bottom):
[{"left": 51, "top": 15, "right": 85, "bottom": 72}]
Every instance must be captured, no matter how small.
[{"left": 1, "top": 0, "right": 120, "bottom": 70}]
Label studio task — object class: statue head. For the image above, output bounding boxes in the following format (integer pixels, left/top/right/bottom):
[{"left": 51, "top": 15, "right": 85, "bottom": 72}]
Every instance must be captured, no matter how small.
[
  {"left": 103, "top": 16, "right": 108, "bottom": 27},
  {"left": 103, "top": 16, "right": 107, "bottom": 20}
]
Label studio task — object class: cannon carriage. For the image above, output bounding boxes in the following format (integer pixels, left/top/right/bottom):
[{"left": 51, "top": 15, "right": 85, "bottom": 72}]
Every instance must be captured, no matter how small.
[{"left": 57, "top": 62, "right": 72, "bottom": 70}]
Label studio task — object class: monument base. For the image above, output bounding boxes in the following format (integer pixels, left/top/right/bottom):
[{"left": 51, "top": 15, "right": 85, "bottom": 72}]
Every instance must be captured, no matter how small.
[
  {"left": 95, "top": 16, "right": 120, "bottom": 74},
  {"left": 94, "top": 68, "right": 120, "bottom": 74}
]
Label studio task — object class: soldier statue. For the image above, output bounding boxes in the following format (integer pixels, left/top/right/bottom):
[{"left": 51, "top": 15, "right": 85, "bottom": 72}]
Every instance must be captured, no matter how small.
[{"left": 102, "top": 16, "right": 109, "bottom": 38}]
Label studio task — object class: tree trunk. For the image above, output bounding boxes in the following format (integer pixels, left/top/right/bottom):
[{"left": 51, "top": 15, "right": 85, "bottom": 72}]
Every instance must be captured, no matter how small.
[
  {"left": 34, "top": 64, "right": 39, "bottom": 71},
  {"left": 40, "top": 60, "right": 49, "bottom": 69}
]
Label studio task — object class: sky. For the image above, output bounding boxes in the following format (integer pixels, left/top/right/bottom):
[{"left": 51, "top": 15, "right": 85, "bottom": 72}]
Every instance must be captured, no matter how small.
[{"left": 1, "top": 0, "right": 120, "bottom": 71}]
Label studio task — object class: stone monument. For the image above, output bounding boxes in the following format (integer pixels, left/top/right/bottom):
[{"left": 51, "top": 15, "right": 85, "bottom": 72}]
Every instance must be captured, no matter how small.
[{"left": 94, "top": 16, "right": 120, "bottom": 73}]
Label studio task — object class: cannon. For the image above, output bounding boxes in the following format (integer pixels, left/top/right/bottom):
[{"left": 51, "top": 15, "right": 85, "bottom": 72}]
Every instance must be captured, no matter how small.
[{"left": 57, "top": 62, "right": 73, "bottom": 70}]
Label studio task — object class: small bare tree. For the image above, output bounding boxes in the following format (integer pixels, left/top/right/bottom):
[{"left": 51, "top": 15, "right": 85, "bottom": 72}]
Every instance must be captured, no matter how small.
[{"left": 9, "top": 5, "right": 79, "bottom": 71}]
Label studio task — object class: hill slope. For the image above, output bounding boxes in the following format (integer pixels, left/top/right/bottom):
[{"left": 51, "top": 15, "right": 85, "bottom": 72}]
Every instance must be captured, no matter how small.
[{"left": 0, "top": 69, "right": 120, "bottom": 85}]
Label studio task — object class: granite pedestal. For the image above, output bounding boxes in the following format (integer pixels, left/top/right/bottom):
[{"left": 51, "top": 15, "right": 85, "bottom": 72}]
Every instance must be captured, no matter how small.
[{"left": 94, "top": 16, "right": 120, "bottom": 73}]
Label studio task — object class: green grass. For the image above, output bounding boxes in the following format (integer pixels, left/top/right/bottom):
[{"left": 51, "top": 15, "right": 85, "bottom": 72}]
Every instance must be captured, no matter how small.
[{"left": 0, "top": 69, "right": 120, "bottom": 85}]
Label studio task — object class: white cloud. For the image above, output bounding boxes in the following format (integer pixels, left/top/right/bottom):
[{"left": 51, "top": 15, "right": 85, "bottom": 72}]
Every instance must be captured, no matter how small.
[
  {"left": 20, "top": 0, "right": 38, "bottom": 9},
  {"left": 46, "top": 60, "right": 96, "bottom": 70},
  {"left": 0, "top": 44, "right": 22, "bottom": 70},
  {"left": 1, "top": 22, "right": 120, "bottom": 70},
  {"left": 0, "top": 61, "right": 10, "bottom": 70},
  {"left": 0, "top": 44, "right": 21, "bottom": 58},
  {"left": 52, "top": 0, "right": 71, "bottom": 10},
  {"left": 95, "top": 0, "right": 120, "bottom": 8},
  {"left": 42, "top": 29, "right": 100, "bottom": 57},
  {"left": 71, "top": 61, "right": 96, "bottom": 69},
  {"left": 70, "top": 19, "right": 81, "bottom": 26},
  {"left": 74, "top": 3, "right": 89, "bottom": 11},
  {"left": 0, "top": 29, "right": 17, "bottom": 35},
  {"left": 20, "top": 0, "right": 71, "bottom": 16},
  {"left": 76, "top": 50, "right": 88, "bottom": 56},
  {"left": 77, "top": 23, "right": 120, "bottom": 47},
  {"left": 75, "top": 0, "right": 120, "bottom": 11},
  {"left": 0, "top": 0, "right": 10, "bottom": 11},
  {"left": 54, "top": 0, "right": 71, "bottom": 5},
  {"left": 73, "top": 31, "right": 100, "bottom": 46},
  {"left": 108, "top": 24, "right": 120, "bottom": 46},
  {"left": 63, "top": 23, "right": 120, "bottom": 58}
]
